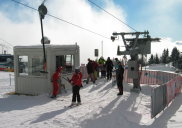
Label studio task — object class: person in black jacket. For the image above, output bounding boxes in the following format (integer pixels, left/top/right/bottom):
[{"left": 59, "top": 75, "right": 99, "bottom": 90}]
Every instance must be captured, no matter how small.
[
  {"left": 105, "top": 57, "right": 113, "bottom": 80},
  {"left": 86, "top": 59, "right": 95, "bottom": 84},
  {"left": 116, "top": 61, "right": 124, "bottom": 95}
]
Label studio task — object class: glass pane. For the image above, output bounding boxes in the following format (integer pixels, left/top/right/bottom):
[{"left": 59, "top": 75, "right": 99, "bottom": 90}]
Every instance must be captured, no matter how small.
[
  {"left": 18, "top": 55, "right": 45, "bottom": 76},
  {"left": 56, "top": 55, "right": 74, "bottom": 74},
  {"left": 19, "top": 56, "right": 28, "bottom": 75},
  {"left": 31, "top": 56, "right": 44, "bottom": 76}
]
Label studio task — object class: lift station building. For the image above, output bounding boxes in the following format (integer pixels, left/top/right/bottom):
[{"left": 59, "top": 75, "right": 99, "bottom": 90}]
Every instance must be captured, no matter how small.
[{"left": 13, "top": 44, "right": 80, "bottom": 95}]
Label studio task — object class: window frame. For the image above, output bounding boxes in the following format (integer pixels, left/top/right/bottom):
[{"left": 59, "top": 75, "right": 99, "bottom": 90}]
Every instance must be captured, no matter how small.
[{"left": 18, "top": 55, "right": 47, "bottom": 78}]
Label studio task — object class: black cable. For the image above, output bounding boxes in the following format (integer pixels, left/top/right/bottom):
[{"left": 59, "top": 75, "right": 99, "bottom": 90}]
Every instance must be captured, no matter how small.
[
  {"left": 46, "top": 14, "right": 110, "bottom": 40},
  {"left": 11, "top": 0, "right": 110, "bottom": 40},
  {"left": 88, "top": 0, "right": 138, "bottom": 32},
  {"left": 0, "top": 38, "right": 14, "bottom": 49},
  {"left": 12, "top": 0, "right": 38, "bottom": 11}
]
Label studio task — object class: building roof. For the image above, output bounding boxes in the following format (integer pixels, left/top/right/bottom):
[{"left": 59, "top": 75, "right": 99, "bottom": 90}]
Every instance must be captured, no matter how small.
[{"left": 14, "top": 44, "right": 79, "bottom": 49}]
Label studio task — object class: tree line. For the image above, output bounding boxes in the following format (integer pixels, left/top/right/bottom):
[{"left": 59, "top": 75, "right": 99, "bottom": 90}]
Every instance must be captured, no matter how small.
[{"left": 138, "top": 47, "right": 182, "bottom": 68}]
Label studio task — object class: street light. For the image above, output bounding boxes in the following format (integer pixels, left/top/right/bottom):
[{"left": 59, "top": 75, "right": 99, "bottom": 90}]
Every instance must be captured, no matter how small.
[{"left": 38, "top": 0, "right": 48, "bottom": 73}]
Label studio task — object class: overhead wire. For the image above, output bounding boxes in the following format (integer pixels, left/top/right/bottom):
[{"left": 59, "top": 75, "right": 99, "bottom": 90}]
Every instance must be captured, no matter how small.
[
  {"left": 0, "top": 0, "right": 115, "bottom": 75},
  {"left": 88, "top": 0, "right": 138, "bottom": 32},
  {"left": 0, "top": 38, "right": 14, "bottom": 50},
  {"left": 11, "top": 0, "right": 110, "bottom": 40}
]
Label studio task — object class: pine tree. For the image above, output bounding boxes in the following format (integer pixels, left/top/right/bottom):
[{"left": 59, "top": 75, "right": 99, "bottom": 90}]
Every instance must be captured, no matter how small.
[
  {"left": 155, "top": 53, "right": 160, "bottom": 64},
  {"left": 161, "top": 49, "right": 166, "bottom": 63},
  {"left": 166, "top": 48, "right": 170, "bottom": 63},
  {"left": 153, "top": 55, "right": 156, "bottom": 64},
  {"left": 171, "top": 47, "right": 180, "bottom": 67},
  {"left": 171, "top": 47, "right": 180, "bottom": 63},
  {"left": 178, "top": 52, "right": 182, "bottom": 69},
  {"left": 148, "top": 54, "right": 154, "bottom": 65}
]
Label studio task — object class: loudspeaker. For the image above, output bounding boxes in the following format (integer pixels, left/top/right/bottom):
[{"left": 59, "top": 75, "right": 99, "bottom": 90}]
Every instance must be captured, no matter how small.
[{"left": 95, "top": 49, "right": 98, "bottom": 57}]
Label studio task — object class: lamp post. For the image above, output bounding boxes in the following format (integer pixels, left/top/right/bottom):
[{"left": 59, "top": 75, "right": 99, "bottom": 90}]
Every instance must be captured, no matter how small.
[
  {"left": 101, "top": 41, "right": 103, "bottom": 57},
  {"left": 38, "top": 0, "right": 48, "bottom": 73}
]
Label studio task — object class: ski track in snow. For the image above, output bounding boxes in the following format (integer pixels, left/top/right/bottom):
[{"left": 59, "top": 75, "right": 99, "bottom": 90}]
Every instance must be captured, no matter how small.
[{"left": 0, "top": 70, "right": 182, "bottom": 128}]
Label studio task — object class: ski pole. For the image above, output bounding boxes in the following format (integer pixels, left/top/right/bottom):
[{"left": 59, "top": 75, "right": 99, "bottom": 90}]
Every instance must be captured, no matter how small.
[{"left": 62, "top": 76, "right": 70, "bottom": 83}]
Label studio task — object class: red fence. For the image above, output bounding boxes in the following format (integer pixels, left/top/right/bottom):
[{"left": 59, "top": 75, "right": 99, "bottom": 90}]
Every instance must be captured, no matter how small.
[
  {"left": 166, "top": 76, "right": 182, "bottom": 106},
  {"left": 80, "top": 66, "right": 88, "bottom": 79},
  {"left": 123, "top": 69, "right": 180, "bottom": 85}
]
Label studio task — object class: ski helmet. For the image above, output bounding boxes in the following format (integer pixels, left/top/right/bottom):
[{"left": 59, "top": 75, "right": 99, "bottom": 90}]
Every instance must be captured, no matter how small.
[
  {"left": 58, "top": 66, "right": 63, "bottom": 71},
  {"left": 75, "top": 66, "right": 80, "bottom": 73}
]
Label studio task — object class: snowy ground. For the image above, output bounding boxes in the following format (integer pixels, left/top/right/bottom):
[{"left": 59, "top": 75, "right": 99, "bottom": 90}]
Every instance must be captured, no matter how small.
[
  {"left": 0, "top": 68, "right": 182, "bottom": 128},
  {"left": 145, "top": 63, "right": 176, "bottom": 72}
]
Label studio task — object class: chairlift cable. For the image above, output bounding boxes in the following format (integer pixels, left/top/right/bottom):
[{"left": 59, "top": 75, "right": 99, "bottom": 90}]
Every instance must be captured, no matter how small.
[
  {"left": 11, "top": 0, "right": 111, "bottom": 40},
  {"left": 88, "top": 0, "right": 138, "bottom": 32}
]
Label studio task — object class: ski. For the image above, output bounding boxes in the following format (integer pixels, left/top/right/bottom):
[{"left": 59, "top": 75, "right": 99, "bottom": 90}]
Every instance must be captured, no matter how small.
[
  {"left": 130, "top": 88, "right": 140, "bottom": 93},
  {"left": 64, "top": 104, "right": 77, "bottom": 108},
  {"left": 64, "top": 103, "right": 82, "bottom": 108},
  {"left": 57, "top": 99, "right": 64, "bottom": 101}
]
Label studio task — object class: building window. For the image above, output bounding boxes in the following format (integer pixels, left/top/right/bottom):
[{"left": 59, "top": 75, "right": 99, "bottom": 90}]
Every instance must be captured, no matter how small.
[
  {"left": 18, "top": 55, "right": 45, "bottom": 76},
  {"left": 56, "top": 55, "right": 74, "bottom": 74}
]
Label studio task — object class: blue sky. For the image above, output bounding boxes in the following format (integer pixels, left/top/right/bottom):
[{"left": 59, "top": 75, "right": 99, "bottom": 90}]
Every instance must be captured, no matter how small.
[
  {"left": 0, "top": 0, "right": 182, "bottom": 63},
  {"left": 88, "top": 0, "right": 182, "bottom": 41},
  {"left": 0, "top": 0, "right": 181, "bottom": 41}
]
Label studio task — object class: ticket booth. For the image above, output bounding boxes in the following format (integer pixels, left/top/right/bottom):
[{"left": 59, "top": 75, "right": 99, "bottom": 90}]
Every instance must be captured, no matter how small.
[{"left": 14, "top": 44, "right": 80, "bottom": 95}]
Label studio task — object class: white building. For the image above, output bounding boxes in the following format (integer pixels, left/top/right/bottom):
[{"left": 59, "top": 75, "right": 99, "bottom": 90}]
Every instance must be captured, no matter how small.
[{"left": 14, "top": 44, "right": 80, "bottom": 95}]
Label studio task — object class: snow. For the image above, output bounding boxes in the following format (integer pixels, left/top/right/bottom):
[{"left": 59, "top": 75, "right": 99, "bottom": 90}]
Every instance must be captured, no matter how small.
[
  {"left": 0, "top": 67, "right": 182, "bottom": 128},
  {"left": 145, "top": 63, "right": 176, "bottom": 72}
]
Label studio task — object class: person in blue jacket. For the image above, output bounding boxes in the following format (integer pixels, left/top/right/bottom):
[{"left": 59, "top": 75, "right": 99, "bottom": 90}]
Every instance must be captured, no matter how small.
[{"left": 115, "top": 58, "right": 119, "bottom": 69}]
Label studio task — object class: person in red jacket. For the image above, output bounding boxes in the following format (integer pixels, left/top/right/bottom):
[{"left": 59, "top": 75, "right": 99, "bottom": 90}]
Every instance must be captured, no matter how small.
[
  {"left": 51, "top": 66, "right": 63, "bottom": 98},
  {"left": 70, "top": 66, "right": 83, "bottom": 106}
]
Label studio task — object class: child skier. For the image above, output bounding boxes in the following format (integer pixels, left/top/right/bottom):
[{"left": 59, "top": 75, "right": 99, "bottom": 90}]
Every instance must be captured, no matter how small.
[
  {"left": 69, "top": 67, "right": 83, "bottom": 106},
  {"left": 51, "top": 66, "right": 63, "bottom": 98},
  {"left": 100, "top": 64, "right": 106, "bottom": 78}
]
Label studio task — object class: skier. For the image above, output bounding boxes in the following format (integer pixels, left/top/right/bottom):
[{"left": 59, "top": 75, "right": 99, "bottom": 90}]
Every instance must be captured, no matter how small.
[
  {"left": 69, "top": 67, "right": 83, "bottom": 106},
  {"left": 114, "top": 58, "right": 119, "bottom": 69},
  {"left": 100, "top": 64, "right": 106, "bottom": 78},
  {"left": 51, "top": 66, "right": 63, "bottom": 98},
  {"left": 116, "top": 61, "right": 124, "bottom": 95},
  {"left": 93, "top": 60, "right": 99, "bottom": 79},
  {"left": 98, "top": 56, "right": 106, "bottom": 65},
  {"left": 86, "top": 59, "right": 95, "bottom": 84},
  {"left": 105, "top": 57, "right": 113, "bottom": 80}
]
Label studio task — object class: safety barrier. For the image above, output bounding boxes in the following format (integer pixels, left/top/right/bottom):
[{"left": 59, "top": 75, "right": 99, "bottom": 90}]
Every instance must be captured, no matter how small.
[
  {"left": 80, "top": 66, "right": 88, "bottom": 79},
  {"left": 166, "top": 76, "right": 182, "bottom": 105},
  {"left": 151, "top": 84, "right": 167, "bottom": 118},
  {"left": 121, "top": 69, "right": 181, "bottom": 118},
  {"left": 151, "top": 76, "right": 182, "bottom": 118},
  {"left": 123, "top": 69, "right": 180, "bottom": 85}
]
